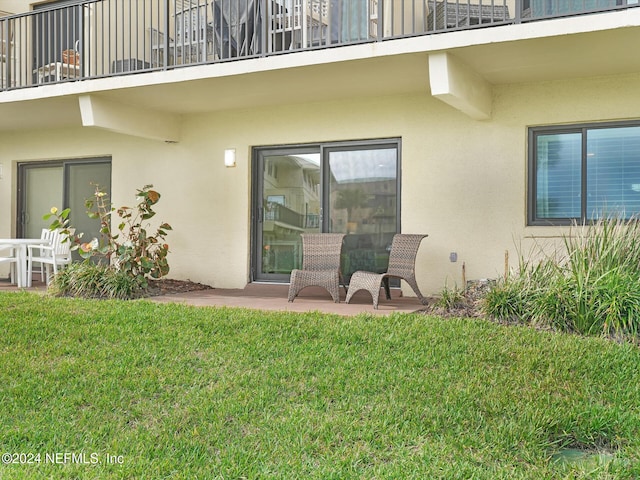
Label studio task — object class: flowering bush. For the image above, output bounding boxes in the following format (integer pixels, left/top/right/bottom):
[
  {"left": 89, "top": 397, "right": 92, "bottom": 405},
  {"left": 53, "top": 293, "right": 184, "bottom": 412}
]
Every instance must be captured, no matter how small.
[{"left": 45, "top": 184, "right": 172, "bottom": 289}]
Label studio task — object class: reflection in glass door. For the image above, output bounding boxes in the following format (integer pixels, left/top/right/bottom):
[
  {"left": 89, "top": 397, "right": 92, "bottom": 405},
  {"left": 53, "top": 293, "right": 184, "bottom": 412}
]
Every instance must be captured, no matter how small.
[
  {"left": 65, "top": 161, "right": 112, "bottom": 259},
  {"left": 18, "top": 159, "right": 111, "bottom": 252},
  {"left": 327, "top": 145, "right": 398, "bottom": 281},
  {"left": 255, "top": 148, "right": 321, "bottom": 282},
  {"left": 20, "top": 164, "right": 64, "bottom": 239},
  {"left": 252, "top": 139, "right": 400, "bottom": 283}
]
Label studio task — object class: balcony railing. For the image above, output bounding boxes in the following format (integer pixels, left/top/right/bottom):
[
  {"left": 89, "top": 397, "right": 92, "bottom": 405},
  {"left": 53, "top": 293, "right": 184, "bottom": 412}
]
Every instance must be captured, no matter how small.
[
  {"left": 1, "top": 0, "right": 637, "bottom": 91},
  {"left": 264, "top": 202, "right": 320, "bottom": 229}
]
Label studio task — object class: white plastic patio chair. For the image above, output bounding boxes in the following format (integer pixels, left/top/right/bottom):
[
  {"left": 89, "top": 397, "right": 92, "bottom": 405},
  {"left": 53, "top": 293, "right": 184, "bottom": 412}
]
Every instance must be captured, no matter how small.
[
  {"left": 28, "top": 228, "right": 57, "bottom": 283},
  {"left": 27, "top": 229, "right": 74, "bottom": 286},
  {"left": 0, "top": 244, "right": 18, "bottom": 284}
]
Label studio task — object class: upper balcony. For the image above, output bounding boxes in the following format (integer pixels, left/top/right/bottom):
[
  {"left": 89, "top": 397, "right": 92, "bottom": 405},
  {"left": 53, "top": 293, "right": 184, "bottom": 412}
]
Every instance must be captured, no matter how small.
[
  {"left": 1, "top": 0, "right": 638, "bottom": 91},
  {"left": 1, "top": 0, "right": 639, "bottom": 138}
]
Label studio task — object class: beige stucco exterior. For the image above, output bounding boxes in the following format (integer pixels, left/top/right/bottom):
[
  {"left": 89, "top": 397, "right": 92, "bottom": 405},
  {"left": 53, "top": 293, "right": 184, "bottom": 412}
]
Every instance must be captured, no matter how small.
[
  {"left": 2, "top": 68, "right": 639, "bottom": 295},
  {"left": 2, "top": 3, "right": 640, "bottom": 297}
]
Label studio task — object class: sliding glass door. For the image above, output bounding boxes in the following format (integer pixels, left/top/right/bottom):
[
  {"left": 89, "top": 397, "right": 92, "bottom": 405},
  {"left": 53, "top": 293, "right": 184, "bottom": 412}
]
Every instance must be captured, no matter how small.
[
  {"left": 18, "top": 159, "right": 111, "bottom": 252},
  {"left": 252, "top": 139, "right": 400, "bottom": 283}
]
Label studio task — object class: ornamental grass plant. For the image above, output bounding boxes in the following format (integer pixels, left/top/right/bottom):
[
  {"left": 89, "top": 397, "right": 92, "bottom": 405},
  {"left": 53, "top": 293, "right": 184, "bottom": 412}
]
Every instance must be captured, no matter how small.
[
  {"left": 484, "top": 217, "right": 640, "bottom": 340},
  {"left": 49, "top": 262, "right": 145, "bottom": 299}
]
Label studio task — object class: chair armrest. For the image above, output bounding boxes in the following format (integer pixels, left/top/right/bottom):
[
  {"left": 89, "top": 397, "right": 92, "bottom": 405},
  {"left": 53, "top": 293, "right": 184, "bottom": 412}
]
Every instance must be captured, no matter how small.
[
  {"left": 27, "top": 243, "right": 52, "bottom": 252},
  {"left": 27, "top": 243, "right": 54, "bottom": 258}
]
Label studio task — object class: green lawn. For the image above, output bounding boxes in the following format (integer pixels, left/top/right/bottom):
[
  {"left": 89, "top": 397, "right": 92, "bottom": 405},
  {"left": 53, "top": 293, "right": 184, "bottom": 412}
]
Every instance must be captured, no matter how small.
[{"left": 1, "top": 291, "right": 639, "bottom": 479}]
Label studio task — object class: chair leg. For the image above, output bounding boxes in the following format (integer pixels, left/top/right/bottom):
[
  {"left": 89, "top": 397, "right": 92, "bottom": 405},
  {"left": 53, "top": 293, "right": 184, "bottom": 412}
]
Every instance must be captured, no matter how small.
[
  {"left": 382, "top": 277, "right": 392, "bottom": 300},
  {"left": 346, "top": 285, "right": 381, "bottom": 308},
  {"left": 43, "top": 264, "right": 54, "bottom": 285},
  {"left": 403, "top": 274, "right": 428, "bottom": 305},
  {"left": 345, "top": 284, "right": 356, "bottom": 304},
  {"left": 346, "top": 272, "right": 383, "bottom": 309},
  {"left": 287, "top": 270, "right": 304, "bottom": 302},
  {"left": 287, "top": 270, "right": 301, "bottom": 302},
  {"left": 370, "top": 286, "right": 381, "bottom": 310}
]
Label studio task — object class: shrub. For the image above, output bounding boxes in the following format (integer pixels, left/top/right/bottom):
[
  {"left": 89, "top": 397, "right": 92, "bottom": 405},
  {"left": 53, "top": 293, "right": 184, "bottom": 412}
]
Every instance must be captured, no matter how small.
[
  {"left": 484, "top": 217, "right": 640, "bottom": 340},
  {"left": 45, "top": 184, "right": 172, "bottom": 291},
  {"left": 84, "top": 184, "right": 172, "bottom": 286},
  {"left": 49, "top": 262, "right": 145, "bottom": 299}
]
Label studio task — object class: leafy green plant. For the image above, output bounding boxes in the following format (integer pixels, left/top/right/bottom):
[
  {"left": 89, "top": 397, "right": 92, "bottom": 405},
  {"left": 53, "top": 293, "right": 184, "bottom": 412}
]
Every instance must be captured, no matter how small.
[
  {"left": 482, "top": 282, "right": 528, "bottom": 322},
  {"left": 86, "top": 184, "right": 172, "bottom": 285},
  {"left": 45, "top": 184, "right": 172, "bottom": 289},
  {"left": 42, "top": 206, "right": 83, "bottom": 251}
]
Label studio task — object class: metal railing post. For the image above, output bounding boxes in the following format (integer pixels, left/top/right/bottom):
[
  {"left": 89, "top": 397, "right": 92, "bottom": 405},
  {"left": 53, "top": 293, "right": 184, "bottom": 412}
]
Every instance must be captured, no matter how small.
[
  {"left": 515, "top": 0, "right": 522, "bottom": 23},
  {"left": 163, "top": 0, "right": 170, "bottom": 69},
  {"left": 378, "top": 0, "right": 384, "bottom": 40},
  {"left": 260, "top": 0, "right": 266, "bottom": 56}
]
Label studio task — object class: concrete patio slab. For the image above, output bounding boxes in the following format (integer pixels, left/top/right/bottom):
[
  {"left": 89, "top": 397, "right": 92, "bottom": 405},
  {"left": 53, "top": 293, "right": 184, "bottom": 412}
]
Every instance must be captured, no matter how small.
[
  {"left": 149, "top": 283, "right": 427, "bottom": 316},
  {"left": 0, "top": 279, "right": 427, "bottom": 316}
]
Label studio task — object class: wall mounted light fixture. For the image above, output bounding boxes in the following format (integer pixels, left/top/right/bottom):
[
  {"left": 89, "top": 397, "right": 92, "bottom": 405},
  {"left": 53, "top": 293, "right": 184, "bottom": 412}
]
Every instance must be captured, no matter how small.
[{"left": 224, "top": 149, "right": 236, "bottom": 168}]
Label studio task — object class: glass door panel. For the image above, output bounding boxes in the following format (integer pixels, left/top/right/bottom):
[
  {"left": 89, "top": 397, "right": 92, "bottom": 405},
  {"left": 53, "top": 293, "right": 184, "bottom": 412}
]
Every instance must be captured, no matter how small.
[
  {"left": 327, "top": 146, "right": 398, "bottom": 281},
  {"left": 256, "top": 149, "right": 321, "bottom": 281},
  {"left": 66, "top": 161, "right": 111, "bottom": 260},
  {"left": 21, "top": 164, "right": 64, "bottom": 238}
]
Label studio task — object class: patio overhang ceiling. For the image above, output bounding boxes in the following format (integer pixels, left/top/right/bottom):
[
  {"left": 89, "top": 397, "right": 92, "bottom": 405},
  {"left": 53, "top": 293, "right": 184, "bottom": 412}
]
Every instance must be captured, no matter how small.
[{"left": 78, "top": 95, "right": 181, "bottom": 142}]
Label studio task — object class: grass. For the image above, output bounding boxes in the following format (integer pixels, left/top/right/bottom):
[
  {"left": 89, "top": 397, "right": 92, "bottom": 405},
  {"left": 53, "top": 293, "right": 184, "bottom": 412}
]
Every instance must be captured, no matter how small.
[{"left": 1, "top": 292, "right": 640, "bottom": 479}]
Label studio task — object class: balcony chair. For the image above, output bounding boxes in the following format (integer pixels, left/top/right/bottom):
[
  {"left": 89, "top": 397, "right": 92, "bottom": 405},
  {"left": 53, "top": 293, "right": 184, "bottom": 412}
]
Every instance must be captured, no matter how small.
[
  {"left": 27, "top": 229, "right": 74, "bottom": 286},
  {"left": 345, "top": 233, "right": 428, "bottom": 309},
  {"left": 0, "top": 245, "right": 18, "bottom": 284},
  {"left": 287, "top": 233, "right": 346, "bottom": 303}
]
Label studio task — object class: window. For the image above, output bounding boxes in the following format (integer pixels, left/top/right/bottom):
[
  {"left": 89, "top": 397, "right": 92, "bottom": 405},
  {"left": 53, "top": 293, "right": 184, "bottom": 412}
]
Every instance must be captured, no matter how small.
[{"left": 529, "top": 121, "right": 640, "bottom": 225}]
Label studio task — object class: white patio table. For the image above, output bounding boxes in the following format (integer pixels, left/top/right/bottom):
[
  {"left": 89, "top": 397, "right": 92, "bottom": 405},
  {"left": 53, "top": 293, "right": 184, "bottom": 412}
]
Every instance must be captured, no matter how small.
[{"left": 0, "top": 238, "right": 51, "bottom": 288}]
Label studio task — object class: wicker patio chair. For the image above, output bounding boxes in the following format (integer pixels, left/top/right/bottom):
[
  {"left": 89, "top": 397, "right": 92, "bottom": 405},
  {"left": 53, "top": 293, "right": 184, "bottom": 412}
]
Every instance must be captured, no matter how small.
[
  {"left": 345, "top": 234, "right": 428, "bottom": 309},
  {"left": 287, "top": 233, "right": 346, "bottom": 303}
]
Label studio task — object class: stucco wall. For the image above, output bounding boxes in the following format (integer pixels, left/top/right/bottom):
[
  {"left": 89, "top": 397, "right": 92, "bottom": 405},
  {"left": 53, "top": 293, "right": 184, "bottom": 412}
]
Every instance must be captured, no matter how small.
[{"left": 1, "top": 71, "right": 639, "bottom": 295}]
